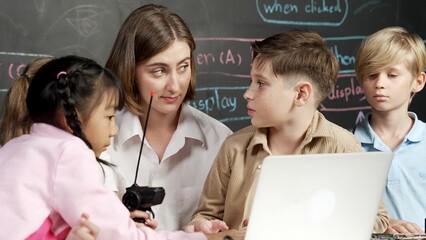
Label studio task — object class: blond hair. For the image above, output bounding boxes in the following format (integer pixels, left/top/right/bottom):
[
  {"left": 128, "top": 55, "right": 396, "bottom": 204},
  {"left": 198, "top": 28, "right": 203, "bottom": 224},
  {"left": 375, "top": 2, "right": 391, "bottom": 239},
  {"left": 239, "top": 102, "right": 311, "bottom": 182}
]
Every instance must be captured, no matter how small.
[{"left": 355, "top": 26, "right": 426, "bottom": 85}]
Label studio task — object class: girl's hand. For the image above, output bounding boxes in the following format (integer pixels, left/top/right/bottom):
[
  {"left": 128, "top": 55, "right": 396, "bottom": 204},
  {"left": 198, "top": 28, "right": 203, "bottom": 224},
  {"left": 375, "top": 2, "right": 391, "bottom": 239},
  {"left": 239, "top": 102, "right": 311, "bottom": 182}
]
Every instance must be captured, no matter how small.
[
  {"left": 66, "top": 213, "right": 99, "bottom": 240},
  {"left": 130, "top": 210, "right": 158, "bottom": 229}
]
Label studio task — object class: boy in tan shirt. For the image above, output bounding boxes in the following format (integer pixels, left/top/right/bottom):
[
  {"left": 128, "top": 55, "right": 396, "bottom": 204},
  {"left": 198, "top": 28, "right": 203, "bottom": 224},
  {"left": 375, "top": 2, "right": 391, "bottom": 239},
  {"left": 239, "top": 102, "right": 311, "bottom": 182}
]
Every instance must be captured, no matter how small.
[{"left": 184, "top": 29, "right": 389, "bottom": 234}]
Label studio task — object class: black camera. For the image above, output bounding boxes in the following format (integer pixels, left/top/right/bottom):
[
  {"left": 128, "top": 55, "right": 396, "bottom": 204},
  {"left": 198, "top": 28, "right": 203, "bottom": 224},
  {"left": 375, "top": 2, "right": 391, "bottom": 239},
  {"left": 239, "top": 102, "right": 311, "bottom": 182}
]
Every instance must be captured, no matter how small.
[{"left": 122, "top": 183, "right": 165, "bottom": 223}]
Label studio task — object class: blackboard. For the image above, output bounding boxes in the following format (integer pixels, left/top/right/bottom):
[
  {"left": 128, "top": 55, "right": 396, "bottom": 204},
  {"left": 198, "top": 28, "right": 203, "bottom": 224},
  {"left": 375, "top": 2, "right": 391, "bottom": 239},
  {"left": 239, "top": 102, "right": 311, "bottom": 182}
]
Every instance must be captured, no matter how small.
[{"left": 1, "top": 0, "right": 425, "bottom": 132}]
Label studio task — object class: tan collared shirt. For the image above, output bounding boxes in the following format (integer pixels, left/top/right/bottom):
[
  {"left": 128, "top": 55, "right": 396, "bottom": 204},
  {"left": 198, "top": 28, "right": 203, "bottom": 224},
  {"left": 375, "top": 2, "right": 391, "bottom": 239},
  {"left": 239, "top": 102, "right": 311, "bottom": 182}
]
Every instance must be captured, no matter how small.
[{"left": 190, "top": 111, "right": 388, "bottom": 233}]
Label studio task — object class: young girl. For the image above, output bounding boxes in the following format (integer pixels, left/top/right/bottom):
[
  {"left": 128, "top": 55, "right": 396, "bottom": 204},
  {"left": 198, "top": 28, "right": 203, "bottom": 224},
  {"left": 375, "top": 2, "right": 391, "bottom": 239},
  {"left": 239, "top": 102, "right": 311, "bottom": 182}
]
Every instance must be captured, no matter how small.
[
  {"left": 105, "top": 4, "right": 232, "bottom": 231},
  {"left": 0, "top": 55, "right": 242, "bottom": 240},
  {"left": 0, "top": 56, "right": 53, "bottom": 146},
  {"left": 0, "top": 56, "right": 100, "bottom": 239}
]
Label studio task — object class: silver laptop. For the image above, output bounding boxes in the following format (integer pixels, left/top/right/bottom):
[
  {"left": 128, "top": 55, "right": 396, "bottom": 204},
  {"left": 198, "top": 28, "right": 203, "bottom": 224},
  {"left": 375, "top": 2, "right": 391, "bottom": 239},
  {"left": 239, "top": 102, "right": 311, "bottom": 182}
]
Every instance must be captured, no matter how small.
[
  {"left": 371, "top": 233, "right": 426, "bottom": 239},
  {"left": 245, "top": 152, "right": 393, "bottom": 240}
]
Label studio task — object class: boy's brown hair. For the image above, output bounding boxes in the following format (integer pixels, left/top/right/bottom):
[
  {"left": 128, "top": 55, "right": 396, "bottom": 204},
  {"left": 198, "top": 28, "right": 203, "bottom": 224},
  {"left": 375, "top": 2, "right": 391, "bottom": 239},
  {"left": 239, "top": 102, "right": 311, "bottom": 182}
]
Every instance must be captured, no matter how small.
[{"left": 251, "top": 29, "right": 340, "bottom": 106}]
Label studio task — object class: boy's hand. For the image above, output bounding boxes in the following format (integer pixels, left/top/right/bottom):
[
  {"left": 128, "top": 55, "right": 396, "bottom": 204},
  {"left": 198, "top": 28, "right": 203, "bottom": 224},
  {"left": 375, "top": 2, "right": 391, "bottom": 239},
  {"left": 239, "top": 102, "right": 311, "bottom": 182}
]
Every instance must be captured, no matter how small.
[
  {"left": 385, "top": 218, "right": 424, "bottom": 234},
  {"left": 242, "top": 218, "right": 249, "bottom": 228},
  {"left": 205, "top": 229, "right": 246, "bottom": 240},
  {"left": 184, "top": 219, "right": 229, "bottom": 234}
]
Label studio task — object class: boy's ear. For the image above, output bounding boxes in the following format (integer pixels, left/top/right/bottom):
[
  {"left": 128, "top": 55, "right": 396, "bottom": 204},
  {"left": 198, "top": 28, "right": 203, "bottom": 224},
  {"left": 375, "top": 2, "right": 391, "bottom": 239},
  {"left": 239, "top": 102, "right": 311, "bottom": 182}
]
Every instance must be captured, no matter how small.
[
  {"left": 412, "top": 72, "right": 426, "bottom": 93},
  {"left": 294, "top": 81, "right": 313, "bottom": 106}
]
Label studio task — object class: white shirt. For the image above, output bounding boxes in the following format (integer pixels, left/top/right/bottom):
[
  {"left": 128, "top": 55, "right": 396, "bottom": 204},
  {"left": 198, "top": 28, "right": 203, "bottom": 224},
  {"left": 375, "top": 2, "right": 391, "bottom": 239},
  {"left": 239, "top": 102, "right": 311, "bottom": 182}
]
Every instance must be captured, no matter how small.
[{"left": 106, "top": 103, "right": 232, "bottom": 230}]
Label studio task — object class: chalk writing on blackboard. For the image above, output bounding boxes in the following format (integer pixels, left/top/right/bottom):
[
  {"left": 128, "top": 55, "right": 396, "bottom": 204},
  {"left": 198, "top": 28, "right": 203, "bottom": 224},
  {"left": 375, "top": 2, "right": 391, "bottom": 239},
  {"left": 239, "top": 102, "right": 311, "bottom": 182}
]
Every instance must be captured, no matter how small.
[
  {"left": 194, "top": 38, "right": 257, "bottom": 78},
  {"left": 256, "top": 0, "right": 349, "bottom": 26},
  {"left": 0, "top": 52, "right": 52, "bottom": 91},
  {"left": 41, "top": 5, "right": 108, "bottom": 42},
  {"left": 191, "top": 86, "right": 248, "bottom": 123},
  {"left": 190, "top": 36, "right": 369, "bottom": 129}
]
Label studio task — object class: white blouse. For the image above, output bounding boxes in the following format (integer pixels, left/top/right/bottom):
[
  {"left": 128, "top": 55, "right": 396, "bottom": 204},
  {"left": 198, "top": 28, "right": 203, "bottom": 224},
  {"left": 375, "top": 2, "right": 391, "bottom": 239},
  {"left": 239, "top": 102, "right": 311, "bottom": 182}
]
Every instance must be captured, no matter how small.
[{"left": 105, "top": 104, "right": 232, "bottom": 230}]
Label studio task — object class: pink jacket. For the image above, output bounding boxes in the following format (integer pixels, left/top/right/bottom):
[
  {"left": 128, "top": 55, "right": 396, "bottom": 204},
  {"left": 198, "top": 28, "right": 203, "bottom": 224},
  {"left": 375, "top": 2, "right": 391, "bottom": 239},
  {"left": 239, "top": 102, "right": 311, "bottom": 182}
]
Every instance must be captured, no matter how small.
[{"left": 0, "top": 123, "right": 206, "bottom": 240}]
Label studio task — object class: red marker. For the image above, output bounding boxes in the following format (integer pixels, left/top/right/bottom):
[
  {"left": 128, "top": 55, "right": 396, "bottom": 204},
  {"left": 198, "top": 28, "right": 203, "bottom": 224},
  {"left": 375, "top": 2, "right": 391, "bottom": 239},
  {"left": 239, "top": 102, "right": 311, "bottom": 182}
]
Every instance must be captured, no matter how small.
[{"left": 151, "top": 90, "right": 155, "bottom": 96}]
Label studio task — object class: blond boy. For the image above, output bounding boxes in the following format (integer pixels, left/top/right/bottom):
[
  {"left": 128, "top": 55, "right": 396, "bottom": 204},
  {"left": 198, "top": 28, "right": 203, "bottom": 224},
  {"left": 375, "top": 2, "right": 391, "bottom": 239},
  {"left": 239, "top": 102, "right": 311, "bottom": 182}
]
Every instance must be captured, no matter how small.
[{"left": 354, "top": 26, "right": 426, "bottom": 234}]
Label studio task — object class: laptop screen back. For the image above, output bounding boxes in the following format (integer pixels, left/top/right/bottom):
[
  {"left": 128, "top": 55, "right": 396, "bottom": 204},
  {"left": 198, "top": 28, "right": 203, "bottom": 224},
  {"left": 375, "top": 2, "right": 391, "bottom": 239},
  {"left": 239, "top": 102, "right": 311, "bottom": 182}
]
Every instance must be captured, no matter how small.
[{"left": 245, "top": 152, "right": 393, "bottom": 240}]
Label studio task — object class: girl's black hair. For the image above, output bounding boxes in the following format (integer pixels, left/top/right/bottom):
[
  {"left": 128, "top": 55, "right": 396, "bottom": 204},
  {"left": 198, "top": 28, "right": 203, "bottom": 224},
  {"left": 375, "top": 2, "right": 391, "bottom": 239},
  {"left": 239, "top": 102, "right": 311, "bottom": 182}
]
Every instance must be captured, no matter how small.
[{"left": 26, "top": 55, "right": 125, "bottom": 168}]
